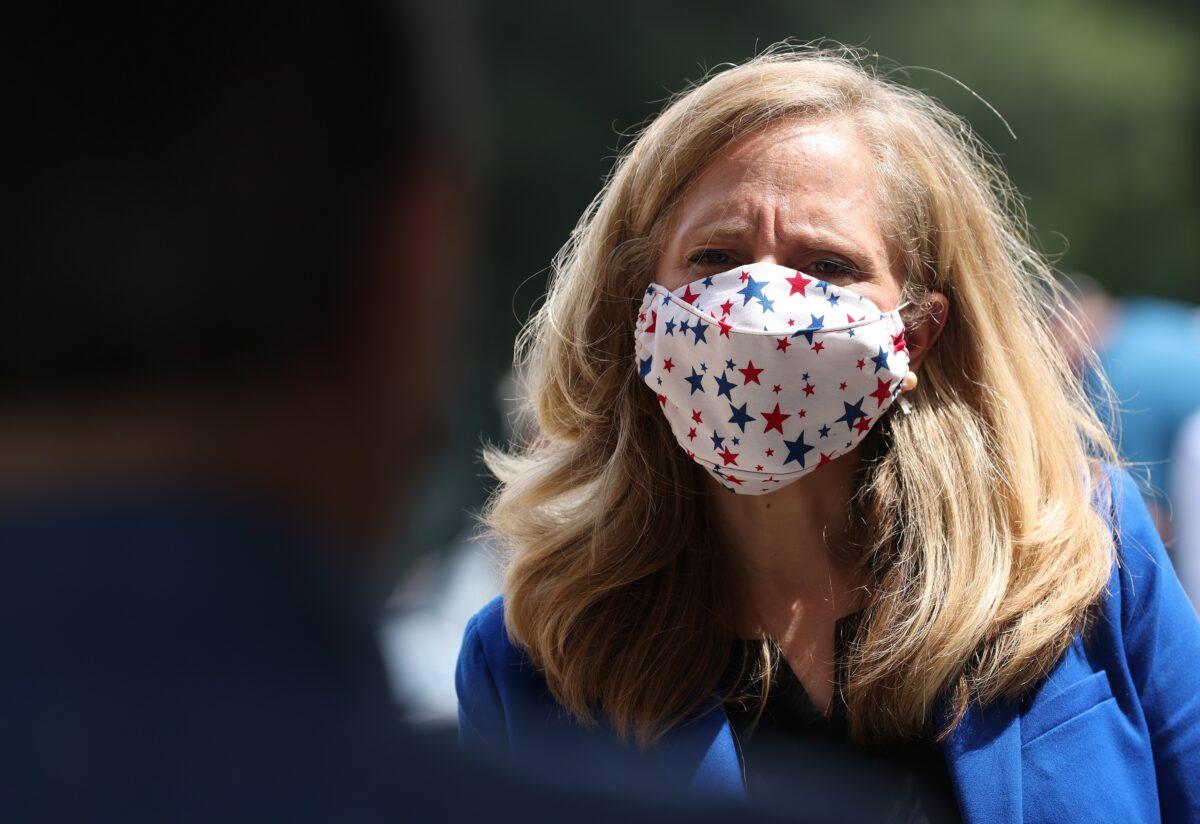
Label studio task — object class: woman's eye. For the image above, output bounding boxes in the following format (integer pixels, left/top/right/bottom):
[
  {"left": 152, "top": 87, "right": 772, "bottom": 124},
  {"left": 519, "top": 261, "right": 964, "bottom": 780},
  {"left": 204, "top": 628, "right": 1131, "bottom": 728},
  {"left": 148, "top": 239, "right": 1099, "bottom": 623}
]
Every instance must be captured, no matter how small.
[
  {"left": 686, "top": 250, "right": 733, "bottom": 266},
  {"left": 806, "top": 258, "right": 857, "bottom": 278}
]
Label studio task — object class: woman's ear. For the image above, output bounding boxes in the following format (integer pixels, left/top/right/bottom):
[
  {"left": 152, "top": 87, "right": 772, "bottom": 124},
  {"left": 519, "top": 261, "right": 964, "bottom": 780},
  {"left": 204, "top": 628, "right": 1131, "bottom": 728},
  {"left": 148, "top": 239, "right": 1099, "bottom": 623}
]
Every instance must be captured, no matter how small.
[{"left": 906, "top": 291, "right": 949, "bottom": 372}]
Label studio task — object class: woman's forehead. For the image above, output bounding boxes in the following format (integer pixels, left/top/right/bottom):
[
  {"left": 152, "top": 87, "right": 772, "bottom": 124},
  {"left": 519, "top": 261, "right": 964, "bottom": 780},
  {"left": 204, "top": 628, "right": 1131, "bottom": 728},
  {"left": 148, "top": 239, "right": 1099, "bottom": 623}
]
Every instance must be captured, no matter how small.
[
  {"left": 715, "top": 116, "right": 869, "bottom": 176},
  {"left": 665, "top": 117, "right": 884, "bottom": 248}
]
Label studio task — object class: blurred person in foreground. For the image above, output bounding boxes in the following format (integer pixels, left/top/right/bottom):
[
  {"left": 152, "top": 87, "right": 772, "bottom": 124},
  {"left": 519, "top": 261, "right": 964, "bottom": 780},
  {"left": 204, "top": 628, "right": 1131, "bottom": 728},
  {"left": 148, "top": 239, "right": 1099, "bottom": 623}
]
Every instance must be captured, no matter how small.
[
  {"left": 1, "top": 3, "right": 459, "bottom": 819},
  {"left": 457, "top": 48, "right": 1200, "bottom": 822},
  {"left": 0, "top": 6, "right": 786, "bottom": 822}
]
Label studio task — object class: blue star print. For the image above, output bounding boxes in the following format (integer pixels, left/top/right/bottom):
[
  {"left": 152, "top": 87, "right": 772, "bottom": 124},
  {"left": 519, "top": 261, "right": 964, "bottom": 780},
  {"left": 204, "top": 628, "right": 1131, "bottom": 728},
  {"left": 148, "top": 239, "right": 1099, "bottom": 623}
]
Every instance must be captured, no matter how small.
[
  {"left": 835, "top": 397, "right": 868, "bottom": 432},
  {"left": 793, "top": 313, "right": 825, "bottom": 343},
  {"left": 737, "top": 275, "right": 769, "bottom": 307},
  {"left": 871, "top": 347, "right": 889, "bottom": 373},
  {"left": 714, "top": 371, "right": 737, "bottom": 401},
  {"left": 783, "top": 432, "right": 814, "bottom": 467},
  {"left": 727, "top": 402, "right": 756, "bottom": 432}
]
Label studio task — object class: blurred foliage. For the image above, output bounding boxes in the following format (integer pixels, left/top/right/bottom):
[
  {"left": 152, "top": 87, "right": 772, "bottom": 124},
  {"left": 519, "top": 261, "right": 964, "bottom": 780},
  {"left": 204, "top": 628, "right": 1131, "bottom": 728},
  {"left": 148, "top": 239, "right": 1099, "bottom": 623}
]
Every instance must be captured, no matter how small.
[
  {"left": 475, "top": 0, "right": 1200, "bottom": 369},
  {"left": 420, "top": 0, "right": 1200, "bottom": 536}
]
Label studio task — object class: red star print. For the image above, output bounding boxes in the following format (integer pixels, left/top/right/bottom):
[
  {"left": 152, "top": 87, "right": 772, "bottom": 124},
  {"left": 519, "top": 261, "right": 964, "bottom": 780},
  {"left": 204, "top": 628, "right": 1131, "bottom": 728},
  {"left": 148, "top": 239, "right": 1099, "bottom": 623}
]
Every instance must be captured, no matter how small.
[
  {"left": 764, "top": 448, "right": 775, "bottom": 457},
  {"left": 681, "top": 285, "right": 700, "bottom": 305},
  {"left": 803, "top": 382, "right": 815, "bottom": 397},
  {"left": 760, "top": 403, "right": 791, "bottom": 434},
  {"left": 726, "top": 475, "right": 744, "bottom": 486},
  {"left": 691, "top": 410, "right": 703, "bottom": 424},
  {"left": 817, "top": 452, "right": 835, "bottom": 467},
  {"left": 755, "top": 464, "right": 764, "bottom": 471},
  {"left": 776, "top": 337, "right": 791, "bottom": 352},
  {"left": 663, "top": 357, "right": 675, "bottom": 372},
  {"left": 785, "top": 270, "right": 813, "bottom": 296},
  {"left": 738, "top": 270, "right": 750, "bottom": 282},
  {"left": 718, "top": 446, "right": 740, "bottom": 466},
  {"left": 856, "top": 359, "right": 865, "bottom": 370},
  {"left": 839, "top": 381, "right": 847, "bottom": 391},
  {"left": 772, "top": 384, "right": 782, "bottom": 394},
  {"left": 638, "top": 312, "right": 646, "bottom": 322},
  {"left": 852, "top": 416, "right": 873, "bottom": 434},
  {"left": 870, "top": 377, "right": 893, "bottom": 407},
  {"left": 720, "top": 299, "right": 734, "bottom": 315},
  {"left": 811, "top": 341, "right": 825, "bottom": 354},
  {"left": 892, "top": 330, "right": 908, "bottom": 353},
  {"left": 739, "top": 360, "right": 764, "bottom": 384},
  {"left": 688, "top": 427, "right": 697, "bottom": 441},
  {"left": 787, "top": 318, "right": 795, "bottom": 326},
  {"left": 657, "top": 394, "right": 667, "bottom": 407},
  {"left": 645, "top": 310, "right": 657, "bottom": 334},
  {"left": 797, "top": 409, "right": 807, "bottom": 418},
  {"left": 717, "top": 317, "right": 733, "bottom": 337},
  {"left": 846, "top": 313, "right": 862, "bottom": 325}
]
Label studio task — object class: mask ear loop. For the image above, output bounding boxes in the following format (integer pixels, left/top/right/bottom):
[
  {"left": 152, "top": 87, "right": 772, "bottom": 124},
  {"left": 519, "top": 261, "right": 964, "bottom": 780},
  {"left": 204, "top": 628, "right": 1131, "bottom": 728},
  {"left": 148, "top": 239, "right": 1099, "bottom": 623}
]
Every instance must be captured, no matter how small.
[{"left": 894, "top": 301, "right": 914, "bottom": 415}]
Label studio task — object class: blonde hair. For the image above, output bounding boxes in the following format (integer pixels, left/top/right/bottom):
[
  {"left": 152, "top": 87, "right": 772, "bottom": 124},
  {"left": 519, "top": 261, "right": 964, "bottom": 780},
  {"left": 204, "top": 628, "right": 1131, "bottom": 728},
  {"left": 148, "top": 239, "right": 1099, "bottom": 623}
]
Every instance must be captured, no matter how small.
[{"left": 482, "top": 45, "right": 1118, "bottom": 746}]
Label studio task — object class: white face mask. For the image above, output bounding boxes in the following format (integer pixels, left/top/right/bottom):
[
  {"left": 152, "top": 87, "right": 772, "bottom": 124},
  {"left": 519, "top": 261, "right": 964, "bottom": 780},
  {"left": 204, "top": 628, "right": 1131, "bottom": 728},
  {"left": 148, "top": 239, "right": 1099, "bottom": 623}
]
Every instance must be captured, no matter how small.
[{"left": 634, "top": 261, "right": 910, "bottom": 495}]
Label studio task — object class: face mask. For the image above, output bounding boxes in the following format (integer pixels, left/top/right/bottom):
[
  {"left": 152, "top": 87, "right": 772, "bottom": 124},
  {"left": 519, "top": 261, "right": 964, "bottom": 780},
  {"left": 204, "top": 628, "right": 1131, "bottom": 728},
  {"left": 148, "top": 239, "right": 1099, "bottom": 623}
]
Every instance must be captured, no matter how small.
[{"left": 634, "top": 261, "right": 910, "bottom": 495}]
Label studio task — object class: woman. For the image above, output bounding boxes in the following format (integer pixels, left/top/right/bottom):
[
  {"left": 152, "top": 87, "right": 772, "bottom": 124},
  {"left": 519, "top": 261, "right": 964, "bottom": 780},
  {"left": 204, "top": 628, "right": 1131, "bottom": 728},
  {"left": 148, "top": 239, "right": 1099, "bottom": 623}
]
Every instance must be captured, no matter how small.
[{"left": 456, "top": 49, "right": 1200, "bottom": 822}]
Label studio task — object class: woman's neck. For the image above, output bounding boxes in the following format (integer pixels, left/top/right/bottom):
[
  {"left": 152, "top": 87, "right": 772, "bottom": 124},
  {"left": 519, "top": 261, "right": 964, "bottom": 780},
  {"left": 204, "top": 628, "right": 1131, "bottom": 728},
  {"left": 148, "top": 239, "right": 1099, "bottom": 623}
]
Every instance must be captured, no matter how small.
[{"left": 706, "top": 451, "right": 868, "bottom": 640}]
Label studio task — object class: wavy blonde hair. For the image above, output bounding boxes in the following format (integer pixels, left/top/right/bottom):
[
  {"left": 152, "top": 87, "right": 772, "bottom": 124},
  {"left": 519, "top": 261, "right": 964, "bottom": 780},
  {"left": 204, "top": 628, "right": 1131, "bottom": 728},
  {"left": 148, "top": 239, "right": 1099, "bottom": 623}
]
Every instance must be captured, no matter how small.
[{"left": 482, "top": 45, "right": 1118, "bottom": 746}]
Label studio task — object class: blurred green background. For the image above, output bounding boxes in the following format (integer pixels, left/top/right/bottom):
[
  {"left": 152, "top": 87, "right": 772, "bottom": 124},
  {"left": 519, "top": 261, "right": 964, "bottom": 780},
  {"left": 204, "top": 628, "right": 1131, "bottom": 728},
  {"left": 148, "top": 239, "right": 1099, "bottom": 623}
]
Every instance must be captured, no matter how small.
[{"left": 419, "top": 0, "right": 1200, "bottom": 546}]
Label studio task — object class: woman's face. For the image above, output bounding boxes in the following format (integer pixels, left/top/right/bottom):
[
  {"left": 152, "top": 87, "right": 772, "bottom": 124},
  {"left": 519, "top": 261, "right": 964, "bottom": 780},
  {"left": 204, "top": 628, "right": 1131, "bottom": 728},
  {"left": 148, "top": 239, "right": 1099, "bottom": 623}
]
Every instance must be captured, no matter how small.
[{"left": 654, "top": 115, "right": 903, "bottom": 313}]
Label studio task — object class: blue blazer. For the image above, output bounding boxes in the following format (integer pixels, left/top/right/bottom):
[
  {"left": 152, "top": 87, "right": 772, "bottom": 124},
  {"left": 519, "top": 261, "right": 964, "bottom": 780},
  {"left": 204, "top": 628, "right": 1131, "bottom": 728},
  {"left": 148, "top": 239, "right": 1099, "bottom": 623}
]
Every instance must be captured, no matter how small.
[{"left": 456, "top": 468, "right": 1200, "bottom": 822}]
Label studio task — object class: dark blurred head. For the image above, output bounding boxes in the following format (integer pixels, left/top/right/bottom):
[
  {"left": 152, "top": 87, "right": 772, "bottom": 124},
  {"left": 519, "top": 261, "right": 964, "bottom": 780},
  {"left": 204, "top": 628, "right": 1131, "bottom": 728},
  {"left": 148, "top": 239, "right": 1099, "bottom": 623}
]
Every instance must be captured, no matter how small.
[
  {"left": 9, "top": 3, "right": 430, "bottom": 392},
  {"left": 3, "top": 3, "right": 465, "bottom": 542}
]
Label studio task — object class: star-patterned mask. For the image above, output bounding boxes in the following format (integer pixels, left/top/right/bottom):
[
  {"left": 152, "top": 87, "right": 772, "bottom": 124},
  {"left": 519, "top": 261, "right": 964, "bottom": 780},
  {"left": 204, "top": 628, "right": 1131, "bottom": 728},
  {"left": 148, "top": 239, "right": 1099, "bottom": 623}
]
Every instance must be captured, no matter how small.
[{"left": 634, "top": 261, "right": 910, "bottom": 495}]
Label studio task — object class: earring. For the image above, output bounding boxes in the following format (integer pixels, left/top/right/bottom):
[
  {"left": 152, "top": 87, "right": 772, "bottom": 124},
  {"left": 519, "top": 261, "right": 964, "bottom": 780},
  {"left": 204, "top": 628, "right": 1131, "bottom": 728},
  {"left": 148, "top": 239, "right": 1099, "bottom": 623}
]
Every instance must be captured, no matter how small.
[{"left": 901, "top": 371, "right": 918, "bottom": 392}]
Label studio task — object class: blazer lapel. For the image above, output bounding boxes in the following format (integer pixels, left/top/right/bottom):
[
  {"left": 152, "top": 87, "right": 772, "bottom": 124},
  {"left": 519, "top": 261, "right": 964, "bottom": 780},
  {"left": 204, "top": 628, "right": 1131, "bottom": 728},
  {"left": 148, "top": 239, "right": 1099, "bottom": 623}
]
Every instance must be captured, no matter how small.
[
  {"left": 654, "top": 701, "right": 745, "bottom": 799},
  {"left": 650, "top": 693, "right": 1025, "bottom": 816},
  {"left": 940, "top": 696, "right": 1023, "bottom": 824}
]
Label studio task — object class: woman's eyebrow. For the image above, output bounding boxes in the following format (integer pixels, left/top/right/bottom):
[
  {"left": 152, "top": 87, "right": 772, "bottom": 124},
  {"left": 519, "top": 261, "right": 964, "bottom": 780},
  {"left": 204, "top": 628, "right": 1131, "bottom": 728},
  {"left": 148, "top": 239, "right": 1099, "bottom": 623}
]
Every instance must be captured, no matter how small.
[
  {"left": 680, "top": 217, "right": 867, "bottom": 260},
  {"left": 678, "top": 218, "right": 757, "bottom": 246}
]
